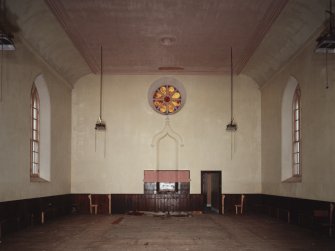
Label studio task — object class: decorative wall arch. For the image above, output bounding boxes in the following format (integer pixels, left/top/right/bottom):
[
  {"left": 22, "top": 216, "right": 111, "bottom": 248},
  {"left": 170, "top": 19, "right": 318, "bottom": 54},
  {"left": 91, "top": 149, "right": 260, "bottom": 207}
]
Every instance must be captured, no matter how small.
[
  {"left": 151, "top": 117, "right": 184, "bottom": 147},
  {"left": 151, "top": 117, "right": 184, "bottom": 170}
]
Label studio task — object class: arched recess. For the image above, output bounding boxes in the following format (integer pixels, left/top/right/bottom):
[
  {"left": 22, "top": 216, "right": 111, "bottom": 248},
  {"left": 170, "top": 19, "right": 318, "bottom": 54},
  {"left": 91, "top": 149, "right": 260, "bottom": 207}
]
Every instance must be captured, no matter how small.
[
  {"left": 151, "top": 118, "right": 184, "bottom": 170},
  {"left": 281, "top": 76, "right": 298, "bottom": 181},
  {"left": 157, "top": 134, "right": 178, "bottom": 170},
  {"left": 33, "top": 74, "right": 51, "bottom": 181}
]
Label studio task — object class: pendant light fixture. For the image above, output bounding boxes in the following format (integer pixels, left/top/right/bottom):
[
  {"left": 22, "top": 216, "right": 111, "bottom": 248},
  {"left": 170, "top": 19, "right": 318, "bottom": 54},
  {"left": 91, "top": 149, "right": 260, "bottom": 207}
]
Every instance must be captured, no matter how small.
[
  {"left": 325, "top": 48, "right": 330, "bottom": 89},
  {"left": 0, "top": 43, "right": 3, "bottom": 102},
  {"left": 226, "top": 47, "right": 237, "bottom": 131},
  {"left": 95, "top": 45, "right": 106, "bottom": 130},
  {"left": 0, "top": 0, "right": 16, "bottom": 51},
  {"left": 315, "top": 0, "right": 335, "bottom": 53},
  {"left": 0, "top": 0, "right": 17, "bottom": 103},
  {"left": 315, "top": 0, "right": 334, "bottom": 89}
]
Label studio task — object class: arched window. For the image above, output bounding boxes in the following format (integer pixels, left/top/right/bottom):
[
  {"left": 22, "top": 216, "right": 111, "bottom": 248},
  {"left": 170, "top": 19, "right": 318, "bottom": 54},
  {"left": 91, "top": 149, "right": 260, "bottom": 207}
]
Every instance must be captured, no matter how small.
[
  {"left": 30, "top": 75, "right": 51, "bottom": 181},
  {"left": 292, "top": 86, "right": 301, "bottom": 176},
  {"left": 281, "top": 76, "right": 301, "bottom": 182},
  {"left": 31, "top": 84, "right": 40, "bottom": 176}
]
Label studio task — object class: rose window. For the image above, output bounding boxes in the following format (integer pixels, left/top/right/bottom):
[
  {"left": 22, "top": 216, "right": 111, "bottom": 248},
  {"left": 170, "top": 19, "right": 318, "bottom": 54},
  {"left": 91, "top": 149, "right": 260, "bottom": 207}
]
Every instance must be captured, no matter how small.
[{"left": 153, "top": 85, "right": 182, "bottom": 114}]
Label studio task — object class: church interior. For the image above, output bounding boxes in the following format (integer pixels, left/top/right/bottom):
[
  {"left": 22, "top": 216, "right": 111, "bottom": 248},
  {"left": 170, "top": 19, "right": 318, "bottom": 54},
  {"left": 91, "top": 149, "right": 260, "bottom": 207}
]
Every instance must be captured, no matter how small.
[{"left": 1, "top": 0, "right": 335, "bottom": 249}]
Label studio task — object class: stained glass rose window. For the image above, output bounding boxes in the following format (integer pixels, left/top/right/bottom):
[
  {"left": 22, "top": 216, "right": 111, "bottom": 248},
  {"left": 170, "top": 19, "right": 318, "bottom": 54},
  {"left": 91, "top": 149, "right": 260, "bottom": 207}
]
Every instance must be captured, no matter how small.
[
  {"left": 148, "top": 78, "right": 186, "bottom": 115},
  {"left": 153, "top": 85, "right": 182, "bottom": 114}
]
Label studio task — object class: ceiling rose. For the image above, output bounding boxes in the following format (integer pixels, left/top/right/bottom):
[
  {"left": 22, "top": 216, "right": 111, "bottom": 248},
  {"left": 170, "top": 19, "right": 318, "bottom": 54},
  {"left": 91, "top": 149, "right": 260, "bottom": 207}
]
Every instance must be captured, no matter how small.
[{"left": 160, "top": 36, "right": 176, "bottom": 46}]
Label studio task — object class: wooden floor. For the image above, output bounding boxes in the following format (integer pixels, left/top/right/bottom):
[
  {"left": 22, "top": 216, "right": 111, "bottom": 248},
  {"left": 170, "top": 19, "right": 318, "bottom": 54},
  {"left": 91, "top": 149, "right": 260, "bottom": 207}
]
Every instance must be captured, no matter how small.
[{"left": 1, "top": 214, "right": 335, "bottom": 250}]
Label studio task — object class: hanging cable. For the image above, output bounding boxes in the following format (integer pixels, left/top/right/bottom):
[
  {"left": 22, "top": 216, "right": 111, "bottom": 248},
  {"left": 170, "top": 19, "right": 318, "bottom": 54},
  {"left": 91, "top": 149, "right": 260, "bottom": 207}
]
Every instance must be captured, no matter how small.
[
  {"left": 0, "top": 43, "right": 3, "bottom": 102},
  {"left": 230, "top": 47, "right": 233, "bottom": 123},
  {"left": 226, "top": 47, "right": 237, "bottom": 131},
  {"left": 330, "top": 0, "right": 333, "bottom": 32},
  {"left": 100, "top": 45, "right": 103, "bottom": 119},
  {"left": 94, "top": 45, "right": 107, "bottom": 157},
  {"left": 326, "top": 48, "right": 329, "bottom": 89},
  {"left": 95, "top": 45, "right": 106, "bottom": 130}
]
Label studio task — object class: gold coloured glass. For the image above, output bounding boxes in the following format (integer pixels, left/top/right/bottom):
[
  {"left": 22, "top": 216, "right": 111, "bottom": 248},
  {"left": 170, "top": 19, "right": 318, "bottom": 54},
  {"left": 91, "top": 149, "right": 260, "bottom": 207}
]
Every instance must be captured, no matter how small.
[{"left": 153, "top": 85, "right": 182, "bottom": 114}]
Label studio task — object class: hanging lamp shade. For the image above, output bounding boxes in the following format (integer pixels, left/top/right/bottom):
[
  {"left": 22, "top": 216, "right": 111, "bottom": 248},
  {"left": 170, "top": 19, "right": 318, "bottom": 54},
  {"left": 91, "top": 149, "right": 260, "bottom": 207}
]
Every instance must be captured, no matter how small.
[
  {"left": 0, "top": 32, "right": 15, "bottom": 51},
  {"left": 0, "top": 1, "right": 16, "bottom": 51},
  {"left": 315, "top": 0, "right": 335, "bottom": 53},
  {"left": 95, "top": 115, "right": 106, "bottom": 130},
  {"left": 226, "top": 120, "right": 237, "bottom": 131}
]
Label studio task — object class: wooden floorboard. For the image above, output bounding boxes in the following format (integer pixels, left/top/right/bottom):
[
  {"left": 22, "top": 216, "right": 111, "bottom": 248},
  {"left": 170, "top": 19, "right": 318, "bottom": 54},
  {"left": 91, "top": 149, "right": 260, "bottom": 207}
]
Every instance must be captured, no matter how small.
[{"left": 1, "top": 214, "right": 335, "bottom": 250}]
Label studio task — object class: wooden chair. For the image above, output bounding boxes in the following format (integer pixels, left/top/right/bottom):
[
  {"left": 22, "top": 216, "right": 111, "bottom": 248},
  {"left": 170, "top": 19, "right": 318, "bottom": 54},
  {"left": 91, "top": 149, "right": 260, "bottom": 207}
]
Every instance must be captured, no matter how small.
[
  {"left": 235, "top": 194, "right": 245, "bottom": 215},
  {"left": 88, "top": 194, "right": 98, "bottom": 215}
]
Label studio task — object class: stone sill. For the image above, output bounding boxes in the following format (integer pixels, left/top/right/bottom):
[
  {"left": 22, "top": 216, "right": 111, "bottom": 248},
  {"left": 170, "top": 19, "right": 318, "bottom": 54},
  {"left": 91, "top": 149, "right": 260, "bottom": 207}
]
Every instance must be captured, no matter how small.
[{"left": 282, "top": 176, "right": 302, "bottom": 183}]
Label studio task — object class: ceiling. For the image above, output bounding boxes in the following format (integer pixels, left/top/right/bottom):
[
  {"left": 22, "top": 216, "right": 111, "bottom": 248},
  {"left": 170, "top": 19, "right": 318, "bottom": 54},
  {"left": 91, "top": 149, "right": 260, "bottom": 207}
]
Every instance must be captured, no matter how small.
[
  {"left": 4, "top": 0, "right": 330, "bottom": 87},
  {"left": 45, "top": 0, "right": 287, "bottom": 75}
]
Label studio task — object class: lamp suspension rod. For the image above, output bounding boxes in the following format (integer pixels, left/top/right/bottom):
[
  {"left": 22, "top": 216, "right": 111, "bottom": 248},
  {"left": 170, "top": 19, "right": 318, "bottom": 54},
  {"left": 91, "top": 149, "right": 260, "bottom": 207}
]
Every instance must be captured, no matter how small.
[
  {"left": 0, "top": 44, "right": 3, "bottom": 102},
  {"left": 99, "top": 45, "right": 103, "bottom": 119},
  {"left": 326, "top": 0, "right": 334, "bottom": 31},
  {"left": 230, "top": 47, "right": 233, "bottom": 122},
  {"left": 326, "top": 48, "right": 329, "bottom": 89},
  {"left": 330, "top": 0, "right": 333, "bottom": 31}
]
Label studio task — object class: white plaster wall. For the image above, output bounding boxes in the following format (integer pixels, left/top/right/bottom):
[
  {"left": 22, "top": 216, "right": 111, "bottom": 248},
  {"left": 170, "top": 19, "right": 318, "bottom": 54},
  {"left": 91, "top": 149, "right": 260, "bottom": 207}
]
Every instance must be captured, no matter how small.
[
  {"left": 0, "top": 38, "right": 72, "bottom": 202},
  {"left": 261, "top": 37, "right": 335, "bottom": 202},
  {"left": 71, "top": 74, "right": 261, "bottom": 194}
]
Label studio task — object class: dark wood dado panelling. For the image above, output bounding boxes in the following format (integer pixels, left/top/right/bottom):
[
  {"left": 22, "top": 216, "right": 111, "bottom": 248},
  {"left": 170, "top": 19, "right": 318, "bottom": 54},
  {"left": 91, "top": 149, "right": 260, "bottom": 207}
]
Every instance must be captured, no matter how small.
[
  {"left": 0, "top": 195, "right": 72, "bottom": 239},
  {"left": 250, "top": 194, "right": 332, "bottom": 215},
  {"left": 250, "top": 194, "right": 333, "bottom": 220},
  {"left": 122, "top": 194, "right": 203, "bottom": 212},
  {"left": 72, "top": 194, "right": 110, "bottom": 214},
  {"left": 245, "top": 194, "right": 335, "bottom": 236},
  {"left": 223, "top": 194, "right": 334, "bottom": 215},
  {"left": 223, "top": 194, "right": 262, "bottom": 214},
  {"left": 71, "top": 194, "right": 204, "bottom": 214}
]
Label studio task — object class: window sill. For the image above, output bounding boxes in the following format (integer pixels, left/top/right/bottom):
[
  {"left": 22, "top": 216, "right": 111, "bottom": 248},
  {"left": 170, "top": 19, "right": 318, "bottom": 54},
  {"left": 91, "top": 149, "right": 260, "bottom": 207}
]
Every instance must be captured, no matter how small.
[
  {"left": 282, "top": 176, "right": 302, "bottom": 183},
  {"left": 30, "top": 176, "right": 49, "bottom": 183}
]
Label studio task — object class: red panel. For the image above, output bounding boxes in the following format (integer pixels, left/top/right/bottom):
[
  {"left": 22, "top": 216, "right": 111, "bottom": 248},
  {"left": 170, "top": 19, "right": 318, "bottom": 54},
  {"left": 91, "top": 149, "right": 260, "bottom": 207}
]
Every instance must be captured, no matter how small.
[{"left": 144, "top": 170, "right": 190, "bottom": 182}]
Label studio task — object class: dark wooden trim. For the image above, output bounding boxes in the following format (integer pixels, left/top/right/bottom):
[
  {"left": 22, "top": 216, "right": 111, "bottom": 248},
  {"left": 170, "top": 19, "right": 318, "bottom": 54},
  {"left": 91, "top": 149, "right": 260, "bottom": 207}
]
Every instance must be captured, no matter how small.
[
  {"left": 71, "top": 194, "right": 204, "bottom": 214},
  {"left": 239, "top": 194, "right": 334, "bottom": 236}
]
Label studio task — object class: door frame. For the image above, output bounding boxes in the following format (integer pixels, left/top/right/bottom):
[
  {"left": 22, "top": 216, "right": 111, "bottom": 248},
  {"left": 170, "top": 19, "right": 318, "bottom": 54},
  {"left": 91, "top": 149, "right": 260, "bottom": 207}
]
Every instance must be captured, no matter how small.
[{"left": 201, "top": 171, "right": 222, "bottom": 214}]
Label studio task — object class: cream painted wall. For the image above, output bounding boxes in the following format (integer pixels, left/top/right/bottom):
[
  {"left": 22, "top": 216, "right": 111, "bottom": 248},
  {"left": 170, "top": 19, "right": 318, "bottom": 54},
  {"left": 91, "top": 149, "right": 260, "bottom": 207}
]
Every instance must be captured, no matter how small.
[
  {"left": 261, "top": 37, "right": 335, "bottom": 202},
  {"left": 71, "top": 74, "right": 261, "bottom": 194},
  {"left": 0, "top": 38, "right": 72, "bottom": 202}
]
